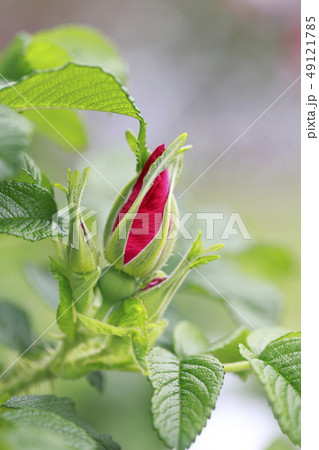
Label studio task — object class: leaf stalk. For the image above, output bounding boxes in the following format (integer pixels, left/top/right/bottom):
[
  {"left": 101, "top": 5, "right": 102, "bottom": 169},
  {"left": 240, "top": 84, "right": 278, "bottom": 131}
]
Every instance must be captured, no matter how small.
[{"left": 223, "top": 361, "right": 251, "bottom": 372}]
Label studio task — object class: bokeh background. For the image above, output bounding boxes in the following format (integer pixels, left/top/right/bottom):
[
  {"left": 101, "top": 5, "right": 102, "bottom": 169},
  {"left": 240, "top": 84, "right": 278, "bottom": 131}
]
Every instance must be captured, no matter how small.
[{"left": 0, "top": 0, "right": 300, "bottom": 449}]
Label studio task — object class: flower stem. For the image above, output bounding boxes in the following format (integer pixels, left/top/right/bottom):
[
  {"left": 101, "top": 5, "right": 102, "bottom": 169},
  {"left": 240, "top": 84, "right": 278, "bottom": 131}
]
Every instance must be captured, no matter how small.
[
  {"left": 2, "top": 366, "right": 54, "bottom": 400},
  {"left": 223, "top": 361, "right": 251, "bottom": 373},
  {"left": 0, "top": 341, "right": 69, "bottom": 401}
]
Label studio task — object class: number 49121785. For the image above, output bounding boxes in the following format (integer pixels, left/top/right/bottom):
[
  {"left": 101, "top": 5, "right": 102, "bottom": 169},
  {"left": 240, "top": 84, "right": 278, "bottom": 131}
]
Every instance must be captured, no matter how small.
[{"left": 306, "top": 17, "right": 316, "bottom": 79}]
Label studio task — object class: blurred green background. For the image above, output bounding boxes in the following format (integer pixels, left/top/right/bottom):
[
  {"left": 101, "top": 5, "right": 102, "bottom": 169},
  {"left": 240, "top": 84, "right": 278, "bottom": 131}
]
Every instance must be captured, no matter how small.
[{"left": 0, "top": 0, "right": 300, "bottom": 449}]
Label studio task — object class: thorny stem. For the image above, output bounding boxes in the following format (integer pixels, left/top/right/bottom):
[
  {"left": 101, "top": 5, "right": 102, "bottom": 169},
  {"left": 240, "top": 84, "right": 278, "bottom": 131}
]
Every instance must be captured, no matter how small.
[
  {"left": 1, "top": 366, "right": 54, "bottom": 400},
  {"left": 0, "top": 336, "right": 251, "bottom": 400},
  {"left": 0, "top": 341, "right": 69, "bottom": 401}
]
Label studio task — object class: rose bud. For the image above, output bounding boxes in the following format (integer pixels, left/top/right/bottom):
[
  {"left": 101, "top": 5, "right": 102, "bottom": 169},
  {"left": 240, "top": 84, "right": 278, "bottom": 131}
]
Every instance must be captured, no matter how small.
[
  {"left": 67, "top": 216, "right": 98, "bottom": 275},
  {"left": 96, "top": 266, "right": 138, "bottom": 319},
  {"left": 64, "top": 168, "right": 98, "bottom": 275},
  {"left": 104, "top": 144, "right": 180, "bottom": 279}
]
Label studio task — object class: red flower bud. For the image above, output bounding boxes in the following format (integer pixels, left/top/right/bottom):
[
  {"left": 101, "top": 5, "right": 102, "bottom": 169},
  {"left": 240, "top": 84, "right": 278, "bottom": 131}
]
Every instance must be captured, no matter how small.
[{"left": 104, "top": 144, "right": 178, "bottom": 278}]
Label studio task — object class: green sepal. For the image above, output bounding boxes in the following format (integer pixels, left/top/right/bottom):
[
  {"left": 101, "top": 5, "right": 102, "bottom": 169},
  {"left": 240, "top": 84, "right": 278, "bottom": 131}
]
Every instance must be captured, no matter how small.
[
  {"left": 66, "top": 217, "right": 98, "bottom": 275},
  {"left": 103, "top": 176, "right": 137, "bottom": 246},
  {"left": 78, "top": 297, "right": 150, "bottom": 374},
  {"left": 68, "top": 267, "right": 101, "bottom": 314},
  {"left": 105, "top": 194, "right": 174, "bottom": 278},
  {"left": 63, "top": 168, "right": 98, "bottom": 275},
  {"left": 50, "top": 256, "right": 101, "bottom": 320},
  {"left": 139, "top": 232, "right": 223, "bottom": 321},
  {"left": 49, "top": 258, "right": 77, "bottom": 339}
]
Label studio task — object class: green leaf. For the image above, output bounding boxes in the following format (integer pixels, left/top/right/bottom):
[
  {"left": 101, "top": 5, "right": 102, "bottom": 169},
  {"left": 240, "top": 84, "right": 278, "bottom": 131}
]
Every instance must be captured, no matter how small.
[
  {"left": 0, "top": 104, "right": 33, "bottom": 179},
  {"left": 1, "top": 395, "right": 120, "bottom": 450},
  {"left": 25, "top": 25, "right": 127, "bottom": 83},
  {"left": 148, "top": 347, "right": 224, "bottom": 450},
  {"left": 50, "top": 258, "right": 76, "bottom": 339},
  {"left": 188, "top": 254, "right": 221, "bottom": 269},
  {"left": 259, "top": 332, "right": 301, "bottom": 394},
  {"left": 22, "top": 109, "right": 87, "bottom": 151},
  {"left": 110, "top": 298, "right": 150, "bottom": 373},
  {"left": 86, "top": 371, "right": 106, "bottom": 393},
  {"left": 205, "top": 327, "right": 249, "bottom": 363},
  {"left": 265, "top": 436, "right": 296, "bottom": 450},
  {"left": 239, "top": 332, "right": 301, "bottom": 446},
  {"left": 15, "top": 152, "right": 41, "bottom": 184},
  {"left": 125, "top": 123, "right": 150, "bottom": 172},
  {"left": 0, "top": 425, "right": 73, "bottom": 450},
  {"left": 246, "top": 327, "right": 288, "bottom": 355},
  {"left": 40, "top": 171, "right": 53, "bottom": 194},
  {"left": 0, "top": 27, "right": 132, "bottom": 153},
  {"left": 0, "top": 181, "right": 63, "bottom": 241},
  {"left": 79, "top": 297, "right": 149, "bottom": 373},
  {"left": 0, "top": 63, "right": 143, "bottom": 121},
  {"left": 136, "top": 122, "right": 150, "bottom": 171},
  {"left": 173, "top": 321, "right": 209, "bottom": 357},
  {"left": 0, "top": 32, "right": 32, "bottom": 81},
  {"left": 0, "top": 409, "right": 97, "bottom": 449},
  {"left": 20, "top": 153, "right": 41, "bottom": 184},
  {"left": 0, "top": 300, "right": 33, "bottom": 352},
  {"left": 234, "top": 244, "right": 295, "bottom": 281},
  {"left": 182, "top": 232, "right": 223, "bottom": 270},
  {"left": 186, "top": 269, "right": 282, "bottom": 329},
  {"left": 15, "top": 153, "right": 53, "bottom": 196},
  {"left": 187, "top": 231, "right": 203, "bottom": 259},
  {"left": 78, "top": 313, "right": 138, "bottom": 337},
  {"left": 125, "top": 129, "right": 138, "bottom": 154}
]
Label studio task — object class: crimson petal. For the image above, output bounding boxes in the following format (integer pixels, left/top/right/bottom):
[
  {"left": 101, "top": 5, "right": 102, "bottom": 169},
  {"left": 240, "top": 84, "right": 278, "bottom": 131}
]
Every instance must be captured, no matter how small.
[
  {"left": 113, "top": 145, "right": 170, "bottom": 264},
  {"left": 141, "top": 277, "right": 167, "bottom": 291}
]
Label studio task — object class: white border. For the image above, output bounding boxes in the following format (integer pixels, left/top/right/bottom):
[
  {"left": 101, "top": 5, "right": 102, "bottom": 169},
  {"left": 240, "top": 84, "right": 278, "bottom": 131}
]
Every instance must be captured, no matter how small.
[{"left": 302, "top": 0, "right": 319, "bottom": 448}]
